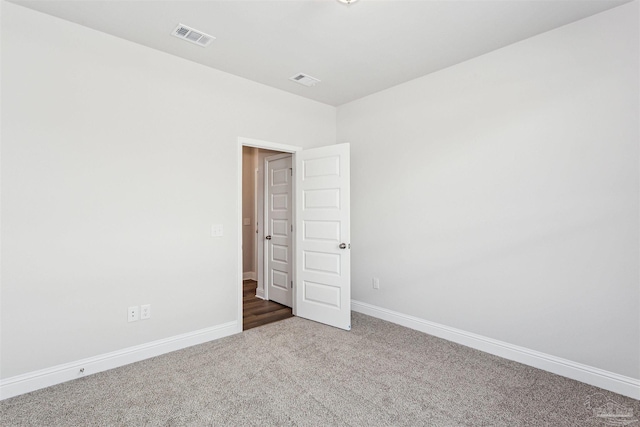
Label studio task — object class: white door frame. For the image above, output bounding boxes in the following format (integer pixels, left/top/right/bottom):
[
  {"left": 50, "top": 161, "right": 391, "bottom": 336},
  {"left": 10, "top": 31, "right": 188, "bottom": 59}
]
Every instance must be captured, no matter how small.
[{"left": 237, "top": 137, "right": 301, "bottom": 332}]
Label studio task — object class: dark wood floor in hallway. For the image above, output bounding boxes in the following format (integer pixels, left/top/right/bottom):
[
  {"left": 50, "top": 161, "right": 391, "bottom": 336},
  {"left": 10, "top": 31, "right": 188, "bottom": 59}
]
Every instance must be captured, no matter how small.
[{"left": 243, "top": 280, "right": 293, "bottom": 330}]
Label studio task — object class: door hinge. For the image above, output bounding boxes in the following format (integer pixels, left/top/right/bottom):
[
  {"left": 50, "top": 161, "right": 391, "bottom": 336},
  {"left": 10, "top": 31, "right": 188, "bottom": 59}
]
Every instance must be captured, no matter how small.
[
  {"left": 291, "top": 224, "right": 293, "bottom": 232},
  {"left": 290, "top": 167, "right": 293, "bottom": 176},
  {"left": 291, "top": 280, "right": 293, "bottom": 288}
]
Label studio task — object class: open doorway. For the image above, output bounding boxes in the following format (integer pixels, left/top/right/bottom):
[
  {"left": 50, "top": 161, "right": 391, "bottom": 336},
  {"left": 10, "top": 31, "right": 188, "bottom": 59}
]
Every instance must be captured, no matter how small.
[
  {"left": 238, "top": 137, "right": 352, "bottom": 332},
  {"left": 242, "top": 146, "right": 293, "bottom": 330}
]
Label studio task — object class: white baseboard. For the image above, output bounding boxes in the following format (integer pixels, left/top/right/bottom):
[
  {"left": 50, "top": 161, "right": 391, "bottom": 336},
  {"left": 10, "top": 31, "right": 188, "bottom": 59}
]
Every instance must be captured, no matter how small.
[
  {"left": 255, "top": 287, "right": 266, "bottom": 300},
  {"left": 0, "top": 320, "right": 239, "bottom": 401},
  {"left": 351, "top": 300, "right": 640, "bottom": 400},
  {"left": 243, "top": 271, "right": 256, "bottom": 280}
]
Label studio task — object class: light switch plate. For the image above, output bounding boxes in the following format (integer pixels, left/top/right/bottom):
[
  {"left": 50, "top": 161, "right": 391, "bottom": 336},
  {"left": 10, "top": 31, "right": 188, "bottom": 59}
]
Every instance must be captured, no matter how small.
[
  {"left": 243, "top": 218, "right": 251, "bottom": 226},
  {"left": 211, "top": 224, "right": 224, "bottom": 237}
]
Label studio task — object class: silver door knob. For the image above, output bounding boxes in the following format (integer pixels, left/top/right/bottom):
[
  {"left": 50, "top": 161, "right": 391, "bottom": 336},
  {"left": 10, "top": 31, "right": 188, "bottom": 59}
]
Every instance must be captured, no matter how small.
[
  {"left": 266, "top": 235, "right": 272, "bottom": 240},
  {"left": 339, "top": 243, "right": 347, "bottom": 249}
]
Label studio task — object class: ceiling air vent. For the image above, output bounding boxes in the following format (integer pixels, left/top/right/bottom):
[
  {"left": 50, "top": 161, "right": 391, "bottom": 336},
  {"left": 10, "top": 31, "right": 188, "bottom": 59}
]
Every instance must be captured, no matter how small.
[
  {"left": 171, "top": 24, "right": 215, "bottom": 47},
  {"left": 289, "top": 73, "right": 320, "bottom": 87}
]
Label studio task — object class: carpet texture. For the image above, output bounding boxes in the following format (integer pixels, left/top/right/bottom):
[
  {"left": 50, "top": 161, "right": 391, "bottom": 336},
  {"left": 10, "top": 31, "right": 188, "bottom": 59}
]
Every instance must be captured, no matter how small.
[{"left": 1, "top": 313, "right": 638, "bottom": 426}]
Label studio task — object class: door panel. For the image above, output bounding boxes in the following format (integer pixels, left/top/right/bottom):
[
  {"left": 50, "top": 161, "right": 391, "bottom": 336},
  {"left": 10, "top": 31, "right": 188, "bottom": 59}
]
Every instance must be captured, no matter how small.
[
  {"left": 295, "top": 144, "right": 351, "bottom": 330},
  {"left": 303, "top": 251, "right": 341, "bottom": 275},
  {"left": 266, "top": 154, "right": 293, "bottom": 307},
  {"left": 303, "top": 189, "right": 341, "bottom": 209},
  {"left": 303, "top": 281, "right": 341, "bottom": 308},
  {"left": 303, "top": 221, "right": 340, "bottom": 242}
]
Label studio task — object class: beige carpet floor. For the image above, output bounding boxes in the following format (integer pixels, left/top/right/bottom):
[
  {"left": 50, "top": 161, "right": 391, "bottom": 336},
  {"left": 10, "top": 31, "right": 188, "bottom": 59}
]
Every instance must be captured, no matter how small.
[{"left": 1, "top": 312, "right": 638, "bottom": 426}]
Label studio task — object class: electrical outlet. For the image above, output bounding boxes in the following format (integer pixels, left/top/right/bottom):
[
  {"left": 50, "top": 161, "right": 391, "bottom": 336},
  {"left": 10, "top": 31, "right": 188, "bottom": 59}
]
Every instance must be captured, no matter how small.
[
  {"left": 141, "top": 304, "right": 151, "bottom": 320},
  {"left": 211, "top": 224, "right": 224, "bottom": 237},
  {"left": 128, "top": 306, "right": 139, "bottom": 322},
  {"left": 373, "top": 277, "right": 380, "bottom": 290}
]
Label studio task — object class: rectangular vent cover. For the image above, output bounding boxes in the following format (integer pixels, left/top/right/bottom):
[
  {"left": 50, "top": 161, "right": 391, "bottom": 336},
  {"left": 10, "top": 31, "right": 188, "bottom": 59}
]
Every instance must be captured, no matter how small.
[
  {"left": 172, "top": 24, "right": 214, "bottom": 47},
  {"left": 289, "top": 73, "right": 321, "bottom": 87}
]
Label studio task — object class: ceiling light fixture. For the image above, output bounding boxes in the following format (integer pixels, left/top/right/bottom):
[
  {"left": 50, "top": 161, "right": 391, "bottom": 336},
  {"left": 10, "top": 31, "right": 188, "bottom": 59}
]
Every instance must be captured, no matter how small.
[{"left": 337, "top": 0, "right": 359, "bottom": 5}]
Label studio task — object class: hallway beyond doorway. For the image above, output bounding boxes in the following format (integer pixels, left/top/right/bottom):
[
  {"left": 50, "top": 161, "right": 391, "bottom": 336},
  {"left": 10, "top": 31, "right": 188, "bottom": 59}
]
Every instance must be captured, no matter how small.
[{"left": 243, "top": 280, "right": 293, "bottom": 330}]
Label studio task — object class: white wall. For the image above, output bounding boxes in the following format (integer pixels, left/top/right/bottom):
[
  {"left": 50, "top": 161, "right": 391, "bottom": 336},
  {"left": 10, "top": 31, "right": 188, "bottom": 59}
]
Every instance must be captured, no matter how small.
[
  {"left": 0, "top": 2, "right": 335, "bottom": 379},
  {"left": 338, "top": 2, "right": 639, "bottom": 379}
]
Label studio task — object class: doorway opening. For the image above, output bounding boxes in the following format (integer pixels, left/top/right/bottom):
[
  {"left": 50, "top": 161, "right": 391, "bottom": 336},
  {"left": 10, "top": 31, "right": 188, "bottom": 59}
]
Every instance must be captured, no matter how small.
[
  {"left": 240, "top": 139, "right": 300, "bottom": 330},
  {"left": 237, "top": 137, "right": 352, "bottom": 332}
]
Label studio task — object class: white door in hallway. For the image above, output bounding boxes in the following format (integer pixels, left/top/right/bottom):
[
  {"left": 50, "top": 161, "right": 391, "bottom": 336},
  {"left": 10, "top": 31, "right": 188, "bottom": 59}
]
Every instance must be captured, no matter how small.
[
  {"left": 295, "top": 143, "right": 351, "bottom": 330},
  {"left": 265, "top": 154, "right": 293, "bottom": 307}
]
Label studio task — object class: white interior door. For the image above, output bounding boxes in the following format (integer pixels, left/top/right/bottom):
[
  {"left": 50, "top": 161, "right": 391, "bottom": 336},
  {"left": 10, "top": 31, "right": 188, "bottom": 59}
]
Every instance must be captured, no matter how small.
[
  {"left": 265, "top": 154, "right": 293, "bottom": 307},
  {"left": 295, "top": 143, "right": 351, "bottom": 330}
]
